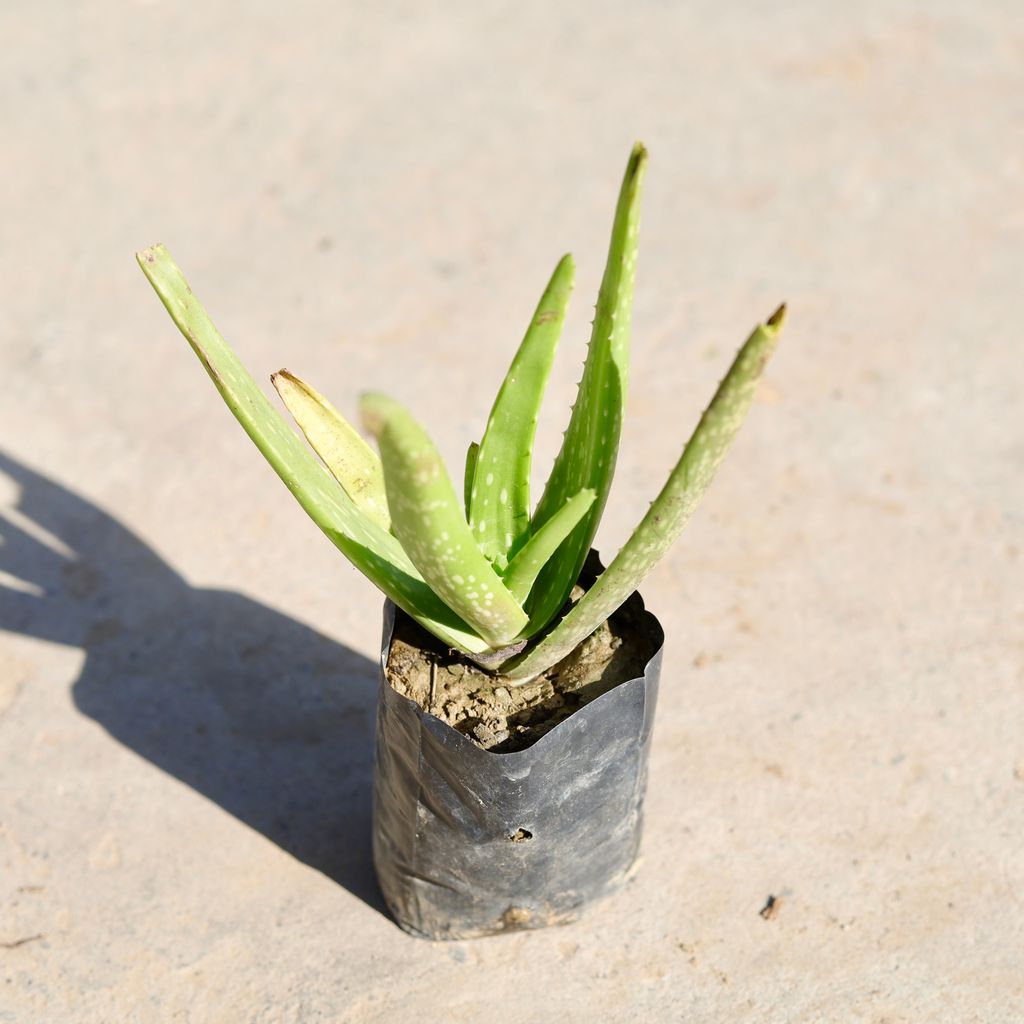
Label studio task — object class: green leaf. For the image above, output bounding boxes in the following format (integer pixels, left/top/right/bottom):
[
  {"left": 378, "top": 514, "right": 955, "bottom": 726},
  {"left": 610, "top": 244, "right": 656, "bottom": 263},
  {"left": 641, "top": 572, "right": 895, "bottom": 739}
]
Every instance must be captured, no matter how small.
[
  {"left": 504, "top": 306, "right": 786, "bottom": 679},
  {"left": 136, "top": 243, "right": 489, "bottom": 655},
  {"left": 464, "top": 441, "right": 479, "bottom": 518},
  {"left": 360, "top": 392, "right": 529, "bottom": 647},
  {"left": 501, "top": 488, "right": 595, "bottom": 604},
  {"left": 526, "top": 143, "right": 647, "bottom": 632},
  {"left": 469, "top": 254, "right": 575, "bottom": 567},
  {"left": 271, "top": 369, "right": 390, "bottom": 532}
]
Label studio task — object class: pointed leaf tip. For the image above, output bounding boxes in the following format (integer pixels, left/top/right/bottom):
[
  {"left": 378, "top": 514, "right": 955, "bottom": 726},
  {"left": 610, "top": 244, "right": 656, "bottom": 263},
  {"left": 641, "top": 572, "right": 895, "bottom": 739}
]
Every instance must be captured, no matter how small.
[{"left": 767, "top": 303, "right": 787, "bottom": 330}]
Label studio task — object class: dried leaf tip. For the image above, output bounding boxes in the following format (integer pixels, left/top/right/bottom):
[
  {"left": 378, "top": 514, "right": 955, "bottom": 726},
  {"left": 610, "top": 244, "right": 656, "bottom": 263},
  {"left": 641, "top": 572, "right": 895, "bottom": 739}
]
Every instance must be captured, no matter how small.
[
  {"left": 766, "top": 303, "right": 787, "bottom": 331},
  {"left": 135, "top": 244, "right": 164, "bottom": 265},
  {"left": 620, "top": 144, "right": 648, "bottom": 191},
  {"left": 271, "top": 369, "right": 309, "bottom": 391}
]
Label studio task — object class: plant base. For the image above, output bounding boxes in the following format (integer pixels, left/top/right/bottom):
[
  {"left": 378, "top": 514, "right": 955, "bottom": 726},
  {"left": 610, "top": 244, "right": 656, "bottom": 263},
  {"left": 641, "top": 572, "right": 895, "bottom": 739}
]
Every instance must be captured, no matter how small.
[{"left": 372, "top": 580, "right": 664, "bottom": 940}]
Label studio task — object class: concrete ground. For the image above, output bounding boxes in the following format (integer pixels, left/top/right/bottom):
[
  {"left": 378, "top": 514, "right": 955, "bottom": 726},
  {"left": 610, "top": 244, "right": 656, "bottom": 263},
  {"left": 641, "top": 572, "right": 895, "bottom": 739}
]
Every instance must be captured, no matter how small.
[{"left": 2, "top": 2, "right": 1022, "bottom": 1021}]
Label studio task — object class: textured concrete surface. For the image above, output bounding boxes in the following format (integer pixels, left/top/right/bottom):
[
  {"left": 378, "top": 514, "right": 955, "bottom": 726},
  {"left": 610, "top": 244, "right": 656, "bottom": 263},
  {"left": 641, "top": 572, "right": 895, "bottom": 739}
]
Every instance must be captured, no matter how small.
[{"left": 2, "top": 2, "right": 1023, "bottom": 1021}]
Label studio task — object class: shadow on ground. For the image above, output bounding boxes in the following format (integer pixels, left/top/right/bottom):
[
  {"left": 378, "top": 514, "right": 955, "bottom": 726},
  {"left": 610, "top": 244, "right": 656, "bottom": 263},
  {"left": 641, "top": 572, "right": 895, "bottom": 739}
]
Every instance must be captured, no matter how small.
[{"left": 0, "top": 450, "right": 386, "bottom": 916}]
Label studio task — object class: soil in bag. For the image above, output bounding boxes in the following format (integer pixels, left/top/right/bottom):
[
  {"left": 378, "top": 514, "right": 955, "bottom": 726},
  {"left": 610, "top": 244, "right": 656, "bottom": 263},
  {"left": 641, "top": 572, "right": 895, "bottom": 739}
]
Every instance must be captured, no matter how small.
[{"left": 385, "top": 577, "right": 662, "bottom": 752}]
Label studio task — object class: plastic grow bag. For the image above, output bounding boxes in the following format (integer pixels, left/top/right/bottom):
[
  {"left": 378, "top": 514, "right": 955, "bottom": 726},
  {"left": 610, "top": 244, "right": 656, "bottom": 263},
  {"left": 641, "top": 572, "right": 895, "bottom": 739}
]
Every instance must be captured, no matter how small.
[{"left": 371, "top": 583, "right": 664, "bottom": 940}]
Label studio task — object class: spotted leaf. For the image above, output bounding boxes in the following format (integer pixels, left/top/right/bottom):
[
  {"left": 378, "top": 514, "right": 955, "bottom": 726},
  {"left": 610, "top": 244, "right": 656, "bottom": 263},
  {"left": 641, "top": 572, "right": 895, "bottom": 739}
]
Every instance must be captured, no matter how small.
[
  {"left": 360, "top": 392, "right": 529, "bottom": 647},
  {"left": 504, "top": 306, "right": 785, "bottom": 679},
  {"left": 526, "top": 143, "right": 647, "bottom": 632},
  {"left": 469, "top": 255, "right": 574, "bottom": 567}
]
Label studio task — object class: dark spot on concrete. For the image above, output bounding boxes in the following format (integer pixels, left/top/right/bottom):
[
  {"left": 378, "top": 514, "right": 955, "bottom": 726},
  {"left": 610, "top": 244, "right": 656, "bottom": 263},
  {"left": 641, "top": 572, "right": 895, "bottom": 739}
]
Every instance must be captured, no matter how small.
[
  {"left": 0, "top": 934, "right": 43, "bottom": 950},
  {"left": 759, "top": 894, "right": 780, "bottom": 920}
]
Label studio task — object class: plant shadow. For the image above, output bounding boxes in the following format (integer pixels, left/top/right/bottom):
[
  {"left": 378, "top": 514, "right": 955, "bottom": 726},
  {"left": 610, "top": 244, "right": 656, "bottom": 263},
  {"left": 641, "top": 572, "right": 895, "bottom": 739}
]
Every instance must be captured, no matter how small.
[{"left": 0, "top": 450, "right": 387, "bottom": 916}]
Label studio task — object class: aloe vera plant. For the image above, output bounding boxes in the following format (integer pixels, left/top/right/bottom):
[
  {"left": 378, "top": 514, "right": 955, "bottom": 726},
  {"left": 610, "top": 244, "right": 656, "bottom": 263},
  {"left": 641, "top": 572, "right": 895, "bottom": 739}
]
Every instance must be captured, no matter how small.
[{"left": 137, "top": 143, "right": 783, "bottom": 681}]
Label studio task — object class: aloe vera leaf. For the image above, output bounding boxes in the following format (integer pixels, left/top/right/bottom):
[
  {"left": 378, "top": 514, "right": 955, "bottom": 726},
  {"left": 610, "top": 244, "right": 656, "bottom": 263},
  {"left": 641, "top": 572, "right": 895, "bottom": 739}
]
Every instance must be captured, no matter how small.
[
  {"left": 360, "top": 392, "right": 529, "bottom": 647},
  {"left": 526, "top": 143, "right": 647, "bottom": 631},
  {"left": 136, "top": 244, "right": 488, "bottom": 655},
  {"left": 464, "top": 441, "right": 479, "bottom": 517},
  {"left": 504, "top": 306, "right": 786, "bottom": 679},
  {"left": 271, "top": 369, "right": 390, "bottom": 532},
  {"left": 468, "top": 254, "right": 575, "bottom": 566},
  {"left": 501, "top": 488, "right": 596, "bottom": 604}
]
